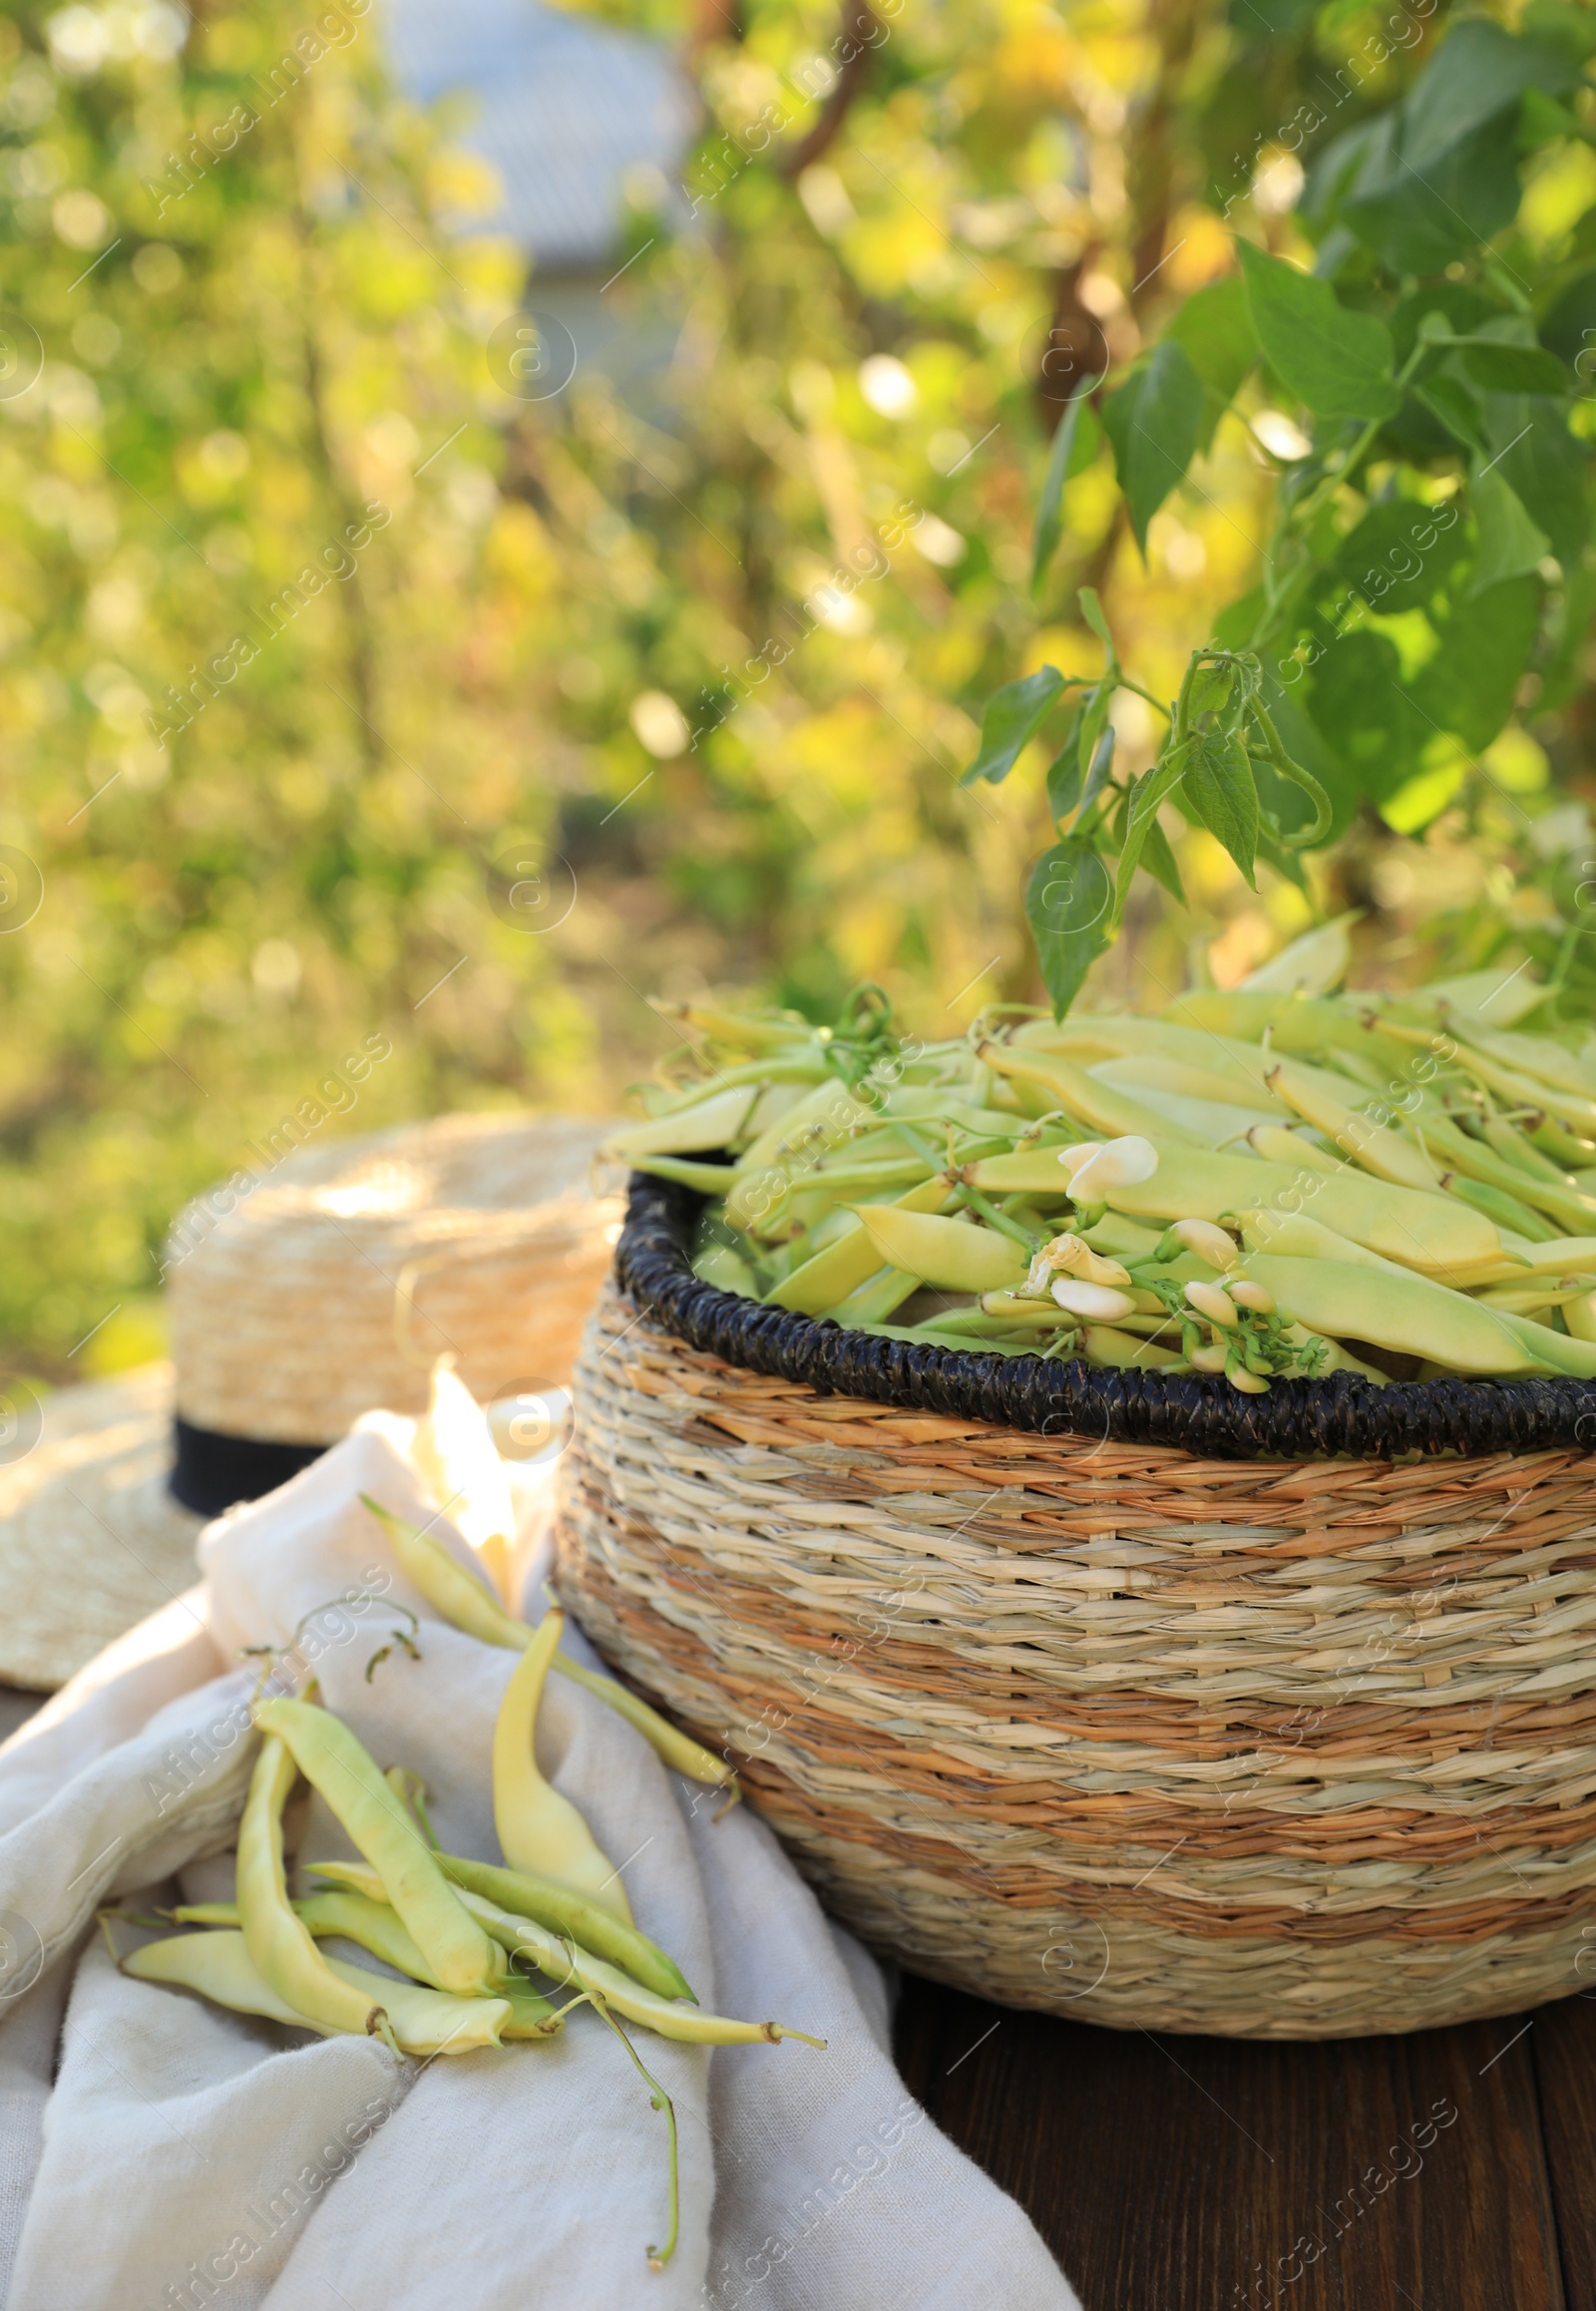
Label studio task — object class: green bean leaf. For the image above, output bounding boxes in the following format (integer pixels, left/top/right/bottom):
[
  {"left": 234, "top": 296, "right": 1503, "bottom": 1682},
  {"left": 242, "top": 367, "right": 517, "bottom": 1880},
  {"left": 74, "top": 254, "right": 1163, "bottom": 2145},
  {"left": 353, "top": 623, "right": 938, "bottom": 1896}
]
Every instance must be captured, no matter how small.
[
  {"left": 1110, "top": 740, "right": 1193, "bottom": 927},
  {"left": 1077, "top": 586, "right": 1115, "bottom": 655},
  {"left": 1415, "top": 373, "right": 1486, "bottom": 454},
  {"left": 1025, "top": 839, "right": 1114, "bottom": 1020},
  {"left": 1139, "top": 813, "right": 1186, "bottom": 904},
  {"left": 1469, "top": 464, "right": 1550, "bottom": 593},
  {"left": 1179, "top": 729, "right": 1259, "bottom": 889},
  {"left": 1047, "top": 722, "right": 1114, "bottom": 825},
  {"left": 963, "top": 665, "right": 1065, "bottom": 785},
  {"left": 1100, "top": 341, "right": 1204, "bottom": 557},
  {"left": 1184, "top": 660, "right": 1237, "bottom": 723},
  {"left": 1480, "top": 393, "right": 1586, "bottom": 567},
  {"left": 1236, "top": 240, "right": 1399, "bottom": 424},
  {"left": 1457, "top": 341, "right": 1569, "bottom": 396}
]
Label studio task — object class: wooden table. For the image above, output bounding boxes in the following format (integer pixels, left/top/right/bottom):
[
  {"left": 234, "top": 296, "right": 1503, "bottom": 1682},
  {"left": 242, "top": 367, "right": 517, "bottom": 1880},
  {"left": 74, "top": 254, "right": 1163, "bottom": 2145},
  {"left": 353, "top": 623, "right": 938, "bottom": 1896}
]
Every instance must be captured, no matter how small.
[{"left": 895, "top": 1972, "right": 1596, "bottom": 2309}]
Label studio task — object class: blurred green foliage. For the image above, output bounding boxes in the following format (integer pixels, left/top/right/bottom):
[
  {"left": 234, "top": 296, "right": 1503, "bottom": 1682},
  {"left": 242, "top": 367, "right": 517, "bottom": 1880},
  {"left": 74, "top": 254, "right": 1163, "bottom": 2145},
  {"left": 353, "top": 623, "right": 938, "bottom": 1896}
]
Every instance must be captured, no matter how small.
[{"left": 1, "top": 0, "right": 1593, "bottom": 1370}]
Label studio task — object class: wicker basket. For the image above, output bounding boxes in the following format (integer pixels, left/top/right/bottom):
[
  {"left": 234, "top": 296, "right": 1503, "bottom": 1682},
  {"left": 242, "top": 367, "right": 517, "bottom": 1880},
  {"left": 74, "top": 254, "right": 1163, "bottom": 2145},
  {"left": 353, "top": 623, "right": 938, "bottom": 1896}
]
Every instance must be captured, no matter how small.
[{"left": 554, "top": 1180, "right": 1596, "bottom": 2040}]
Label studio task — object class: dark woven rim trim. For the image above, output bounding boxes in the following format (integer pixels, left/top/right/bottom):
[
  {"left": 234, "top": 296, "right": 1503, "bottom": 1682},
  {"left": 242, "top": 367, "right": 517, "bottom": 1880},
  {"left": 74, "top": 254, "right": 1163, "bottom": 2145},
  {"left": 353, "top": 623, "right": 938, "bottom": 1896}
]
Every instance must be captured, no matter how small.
[{"left": 615, "top": 1170, "right": 1596, "bottom": 1461}]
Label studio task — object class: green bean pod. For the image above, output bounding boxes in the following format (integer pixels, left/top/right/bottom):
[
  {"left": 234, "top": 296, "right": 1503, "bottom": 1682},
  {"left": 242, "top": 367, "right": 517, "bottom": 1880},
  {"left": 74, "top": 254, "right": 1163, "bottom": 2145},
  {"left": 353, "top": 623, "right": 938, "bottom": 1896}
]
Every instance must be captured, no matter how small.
[
  {"left": 254, "top": 1697, "right": 503, "bottom": 1998},
  {"left": 312, "top": 1851, "right": 694, "bottom": 2005},
  {"left": 692, "top": 1241, "right": 760, "bottom": 1293},
  {"left": 1437, "top": 1173, "right": 1558, "bottom": 1242},
  {"left": 1477, "top": 1113, "right": 1575, "bottom": 1186},
  {"left": 437, "top": 1852, "right": 692, "bottom": 2002},
  {"left": 452, "top": 1885, "right": 825, "bottom": 2049}
]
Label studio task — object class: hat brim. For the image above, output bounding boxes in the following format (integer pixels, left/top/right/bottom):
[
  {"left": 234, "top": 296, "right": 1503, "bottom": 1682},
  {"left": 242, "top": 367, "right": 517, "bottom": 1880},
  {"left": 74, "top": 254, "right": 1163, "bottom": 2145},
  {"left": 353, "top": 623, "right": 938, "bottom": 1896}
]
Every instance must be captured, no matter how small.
[{"left": 0, "top": 1363, "right": 204, "bottom": 1691}]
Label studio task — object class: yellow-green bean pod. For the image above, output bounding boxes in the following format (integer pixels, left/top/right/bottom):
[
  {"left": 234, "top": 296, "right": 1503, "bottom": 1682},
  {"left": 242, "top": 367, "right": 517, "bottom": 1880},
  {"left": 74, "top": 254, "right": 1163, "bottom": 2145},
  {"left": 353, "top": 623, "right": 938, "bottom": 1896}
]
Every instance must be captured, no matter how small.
[
  {"left": 321, "top": 1955, "right": 508, "bottom": 2052},
  {"left": 1446, "top": 1042, "right": 1596, "bottom": 1137},
  {"left": 1237, "top": 1256, "right": 1558, "bottom": 1374},
  {"left": 638, "top": 1158, "right": 747, "bottom": 1197},
  {"left": 980, "top": 1045, "right": 1207, "bottom": 1147},
  {"left": 847, "top": 1205, "right": 1028, "bottom": 1293},
  {"left": 1475, "top": 1281, "right": 1596, "bottom": 1315},
  {"left": 1565, "top": 1292, "right": 1596, "bottom": 1344},
  {"left": 823, "top": 1266, "right": 923, "bottom": 1326},
  {"left": 126, "top": 1930, "right": 333, "bottom": 2037},
  {"left": 1164, "top": 990, "right": 1395, "bottom": 1065},
  {"left": 692, "top": 1240, "right": 759, "bottom": 1293},
  {"left": 1463, "top": 1026, "right": 1596, "bottom": 1105},
  {"left": 766, "top": 1175, "right": 954, "bottom": 1313},
  {"left": 646, "top": 999, "right": 814, "bottom": 1051},
  {"left": 600, "top": 1085, "right": 760, "bottom": 1162},
  {"left": 1011, "top": 1017, "right": 1272, "bottom": 1099},
  {"left": 236, "top": 1732, "right": 392, "bottom": 2041},
  {"left": 1081, "top": 1325, "right": 1184, "bottom": 1369},
  {"left": 731, "top": 1078, "right": 873, "bottom": 1184},
  {"left": 650, "top": 1058, "right": 825, "bottom": 1113},
  {"left": 1235, "top": 1208, "right": 1421, "bottom": 1277},
  {"left": 1263, "top": 1059, "right": 1441, "bottom": 1191},
  {"left": 1488, "top": 1307, "right": 1596, "bottom": 1376},
  {"left": 495, "top": 1609, "right": 633, "bottom": 1923},
  {"left": 177, "top": 1890, "right": 517, "bottom": 1999},
  {"left": 254, "top": 1697, "right": 502, "bottom": 1998},
  {"left": 1410, "top": 1107, "right": 1574, "bottom": 1212},
  {"left": 1472, "top": 1235, "right": 1596, "bottom": 1275},
  {"left": 437, "top": 1852, "right": 692, "bottom": 2001},
  {"left": 362, "top": 1497, "right": 740, "bottom": 1796},
  {"left": 363, "top": 1495, "right": 530, "bottom": 1649},
  {"left": 967, "top": 1148, "right": 1501, "bottom": 1271}
]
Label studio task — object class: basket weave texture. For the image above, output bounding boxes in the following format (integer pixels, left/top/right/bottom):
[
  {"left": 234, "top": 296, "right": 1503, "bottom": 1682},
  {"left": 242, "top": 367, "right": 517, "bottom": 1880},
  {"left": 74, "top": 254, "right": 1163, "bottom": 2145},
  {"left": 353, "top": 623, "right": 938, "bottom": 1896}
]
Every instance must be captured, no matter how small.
[{"left": 559, "top": 1272, "right": 1596, "bottom": 2039}]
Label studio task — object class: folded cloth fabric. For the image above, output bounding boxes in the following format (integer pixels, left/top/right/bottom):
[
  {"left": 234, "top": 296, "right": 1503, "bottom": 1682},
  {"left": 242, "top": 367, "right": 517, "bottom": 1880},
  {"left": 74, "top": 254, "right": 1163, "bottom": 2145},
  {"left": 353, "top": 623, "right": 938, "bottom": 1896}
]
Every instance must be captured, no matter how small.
[{"left": 0, "top": 1416, "right": 1079, "bottom": 2311}]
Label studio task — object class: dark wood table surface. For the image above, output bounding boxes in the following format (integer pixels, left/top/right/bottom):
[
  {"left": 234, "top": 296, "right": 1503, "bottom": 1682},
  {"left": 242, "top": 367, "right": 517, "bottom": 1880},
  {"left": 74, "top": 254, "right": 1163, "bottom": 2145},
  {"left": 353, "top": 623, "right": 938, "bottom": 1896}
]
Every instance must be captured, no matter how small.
[
  {"left": 5, "top": 1682, "right": 1586, "bottom": 2309},
  {"left": 895, "top": 1972, "right": 1596, "bottom": 2310}
]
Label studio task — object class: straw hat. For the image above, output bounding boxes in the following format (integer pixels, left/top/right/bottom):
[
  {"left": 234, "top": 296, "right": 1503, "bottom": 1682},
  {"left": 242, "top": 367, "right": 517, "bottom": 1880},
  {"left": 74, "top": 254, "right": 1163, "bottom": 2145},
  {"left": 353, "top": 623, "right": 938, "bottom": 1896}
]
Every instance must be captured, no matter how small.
[{"left": 0, "top": 1111, "right": 620, "bottom": 1692}]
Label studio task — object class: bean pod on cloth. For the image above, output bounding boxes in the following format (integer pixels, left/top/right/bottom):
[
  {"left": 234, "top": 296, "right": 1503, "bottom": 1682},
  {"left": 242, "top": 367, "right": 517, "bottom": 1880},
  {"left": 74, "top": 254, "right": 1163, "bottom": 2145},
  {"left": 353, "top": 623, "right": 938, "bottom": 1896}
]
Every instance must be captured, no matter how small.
[{"left": 556, "top": 1280, "right": 1596, "bottom": 2040}]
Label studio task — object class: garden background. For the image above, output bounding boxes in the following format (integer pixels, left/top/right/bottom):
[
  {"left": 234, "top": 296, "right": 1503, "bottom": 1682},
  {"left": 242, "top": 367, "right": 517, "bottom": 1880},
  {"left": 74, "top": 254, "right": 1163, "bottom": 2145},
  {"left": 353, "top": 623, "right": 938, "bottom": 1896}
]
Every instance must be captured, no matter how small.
[{"left": 2, "top": 0, "right": 1593, "bottom": 1379}]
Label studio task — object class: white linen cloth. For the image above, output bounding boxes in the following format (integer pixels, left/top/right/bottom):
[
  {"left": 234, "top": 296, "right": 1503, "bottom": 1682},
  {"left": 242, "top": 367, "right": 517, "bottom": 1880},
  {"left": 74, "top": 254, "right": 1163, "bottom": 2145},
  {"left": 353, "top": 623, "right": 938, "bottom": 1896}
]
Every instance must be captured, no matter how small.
[{"left": 0, "top": 1416, "right": 1079, "bottom": 2311}]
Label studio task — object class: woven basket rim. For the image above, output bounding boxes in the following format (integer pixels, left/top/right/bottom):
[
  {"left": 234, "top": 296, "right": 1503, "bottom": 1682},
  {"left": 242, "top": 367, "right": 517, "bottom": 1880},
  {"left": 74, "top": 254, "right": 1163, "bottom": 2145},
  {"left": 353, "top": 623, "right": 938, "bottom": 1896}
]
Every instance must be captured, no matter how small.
[{"left": 615, "top": 1170, "right": 1596, "bottom": 1461}]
